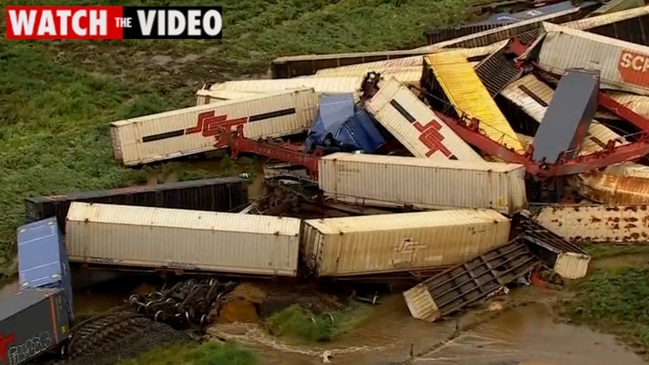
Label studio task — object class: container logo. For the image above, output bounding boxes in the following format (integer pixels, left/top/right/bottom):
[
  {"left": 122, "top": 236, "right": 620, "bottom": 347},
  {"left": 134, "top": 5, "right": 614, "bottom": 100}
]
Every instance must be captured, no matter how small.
[
  {"left": 394, "top": 238, "right": 427, "bottom": 255},
  {"left": 186, "top": 111, "right": 248, "bottom": 137},
  {"left": 413, "top": 119, "right": 456, "bottom": 159},
  {"left": 0, "top": 333, "right": 16, "bottom": 362},
  {"left": 618, "top": 50, "right": 649, "bottom": 87}
]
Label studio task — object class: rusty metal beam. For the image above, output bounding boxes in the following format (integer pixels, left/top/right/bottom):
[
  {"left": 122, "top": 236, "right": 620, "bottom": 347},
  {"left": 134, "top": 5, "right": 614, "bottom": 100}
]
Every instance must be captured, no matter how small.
[
  {"left": 598, "top": 92, "right": 649, "bottom": 131},
  {"left": 214, "top": 126, "right": 322, "bottom": 180}
]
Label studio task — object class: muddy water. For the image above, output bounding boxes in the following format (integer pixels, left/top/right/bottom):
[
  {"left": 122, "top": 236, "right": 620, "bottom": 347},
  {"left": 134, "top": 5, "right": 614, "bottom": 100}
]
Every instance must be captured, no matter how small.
[
  {"left": 3, "top": 276, "right": 645, "bottom": 365},
  {"left": 211, "top": 287, "right": 647, "bottom": 365}
]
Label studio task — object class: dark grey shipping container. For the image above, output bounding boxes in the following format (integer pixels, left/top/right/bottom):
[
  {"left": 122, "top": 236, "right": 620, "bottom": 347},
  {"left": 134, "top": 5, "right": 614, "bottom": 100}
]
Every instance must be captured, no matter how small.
[
  {"left": 0, "top": 288, "right": 70, "bottom": 365},
  {"left": 24, "top": 177, "right": 249, "bottom": 234},
  {"left": 533, "top": 68, "right": 599, "bottom": 164}
]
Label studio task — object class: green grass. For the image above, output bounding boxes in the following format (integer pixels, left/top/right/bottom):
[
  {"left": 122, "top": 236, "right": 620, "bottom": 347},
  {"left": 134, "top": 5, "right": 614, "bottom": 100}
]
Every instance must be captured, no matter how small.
[
  {"left": 0, "top": 0, "right": 477, "bottom": 280},
  {"left": 562, "top": 266, "right": 649, "bottom": 356},
  {"left": 117, "top": 341, "right": 258, "bottom": 365},
  {"left": 264, "top": 304, "right": 371, "bottom": 343}
]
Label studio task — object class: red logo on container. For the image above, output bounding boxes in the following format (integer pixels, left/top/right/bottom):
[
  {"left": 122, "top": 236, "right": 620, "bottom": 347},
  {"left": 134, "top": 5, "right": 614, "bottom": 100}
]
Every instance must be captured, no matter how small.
[
  {"left": 618, "top": 50, "right": 649, "bottom": 87},
  {"left": 0, "top": 333, "right": 16, "bottom": 362},
  {"left": 413, "top": 119, "right": 453, "bottom": 158},
  {"left": 186, "top": 112, "right": 248, "bottom": 138}
]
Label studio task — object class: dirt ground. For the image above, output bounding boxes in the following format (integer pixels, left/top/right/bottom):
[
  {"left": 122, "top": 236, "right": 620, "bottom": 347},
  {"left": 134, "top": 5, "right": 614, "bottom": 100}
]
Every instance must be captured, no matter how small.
[{"left": 213, "top": 281, "right": 348, "bottom": 325}]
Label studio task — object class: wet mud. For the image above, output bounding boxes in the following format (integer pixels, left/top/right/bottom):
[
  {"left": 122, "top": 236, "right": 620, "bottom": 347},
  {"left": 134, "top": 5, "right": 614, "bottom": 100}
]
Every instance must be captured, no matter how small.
[
  {"left": 209, "top": 286, "right": 647, "bottom": 365},
  {"left": 3, "top": 273, "right": 647, "bottom": 365}
]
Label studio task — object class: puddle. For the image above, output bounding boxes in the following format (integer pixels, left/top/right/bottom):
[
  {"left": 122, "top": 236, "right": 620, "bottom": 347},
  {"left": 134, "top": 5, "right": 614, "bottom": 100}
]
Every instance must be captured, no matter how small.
[{"left": 212, "top": 287, "right": 646, "bottom": 365}]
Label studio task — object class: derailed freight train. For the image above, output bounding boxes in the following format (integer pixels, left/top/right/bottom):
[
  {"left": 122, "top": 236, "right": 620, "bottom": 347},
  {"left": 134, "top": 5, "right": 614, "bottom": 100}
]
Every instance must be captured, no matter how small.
[
  {"left": 0, "top": 218, "right": 75, "bottom": 365},
  {"left": 24, "top": 177, "right": 249, "bottom": 235},
  {"left": 64, "top": 202, "right": 515, "bottom": 278}
]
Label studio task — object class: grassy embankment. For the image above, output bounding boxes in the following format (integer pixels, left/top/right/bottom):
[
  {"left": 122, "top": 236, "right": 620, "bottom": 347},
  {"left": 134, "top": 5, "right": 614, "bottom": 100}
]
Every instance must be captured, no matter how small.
[
  {"left": 265, "top": 303, "right": 372, "bottom": 343},
  {"left": 0, "top": 0, "right": 475, "bottom": 284},
  {"left": 562, "top": 245, "right": 649, "bottom": 358}
]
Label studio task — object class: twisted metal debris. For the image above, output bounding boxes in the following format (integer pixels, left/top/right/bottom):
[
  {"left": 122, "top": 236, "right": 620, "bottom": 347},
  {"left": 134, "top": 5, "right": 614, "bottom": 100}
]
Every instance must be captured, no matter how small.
[{"left": 128, "top": 278, "right": 237, "bottom": 328}]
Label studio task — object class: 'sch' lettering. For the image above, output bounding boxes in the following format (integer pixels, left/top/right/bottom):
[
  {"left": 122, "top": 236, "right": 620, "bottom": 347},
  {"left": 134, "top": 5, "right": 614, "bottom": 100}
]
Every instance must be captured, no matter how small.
[
  {"left": 413, "top": 119, "right": 453, "bottom": 158},
  {"left": 186, "top": 111, "right": 248, "bottom": 137},
  {"left": 618, "top": 50, "right": 649, "bottom": 87}
]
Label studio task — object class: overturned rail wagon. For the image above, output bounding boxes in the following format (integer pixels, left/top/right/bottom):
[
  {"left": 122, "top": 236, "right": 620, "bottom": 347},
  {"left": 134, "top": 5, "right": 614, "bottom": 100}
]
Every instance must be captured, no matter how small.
[
  {"left": 65, "top": 202, "right": 302, "bottom": 277},
  {"left": 0, "top": 288, "right": 71, "bottom": 365},
  {"left": 301, "top": 209, "right": 511, "bottom": 277},
  {"left": 17, "top": 217, "right": 74, "bottom": 320},
  {"left": 365, "top": 77, "right": 484, "bottom": 162},
  {"left": 318, "top": 153, "right": 527, "bottom": 215},
  {"left": 205, "top": 77, "right": 364, "bottom": 97},
  {"left": 24, "top": 177, "right": 249, "bottom": 235},
  {"left": 110, "top": 88, "right": 318, "bottom": 166}
]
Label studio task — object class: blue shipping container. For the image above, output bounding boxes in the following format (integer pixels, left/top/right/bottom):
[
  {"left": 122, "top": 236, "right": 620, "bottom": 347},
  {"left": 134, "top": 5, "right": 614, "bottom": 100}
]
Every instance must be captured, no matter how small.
[{"left": 17, "top": 217, "right": 73, "bottom": 320}]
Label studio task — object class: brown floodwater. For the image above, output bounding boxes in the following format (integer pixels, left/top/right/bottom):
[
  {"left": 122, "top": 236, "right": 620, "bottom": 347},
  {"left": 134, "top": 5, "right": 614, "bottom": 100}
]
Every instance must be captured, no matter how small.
[
  {"left": 209, "top": 286, "right": 647, "bottom": 365},
  {"left": 2, "top": 277, "right": 646, "bottom": 365}
]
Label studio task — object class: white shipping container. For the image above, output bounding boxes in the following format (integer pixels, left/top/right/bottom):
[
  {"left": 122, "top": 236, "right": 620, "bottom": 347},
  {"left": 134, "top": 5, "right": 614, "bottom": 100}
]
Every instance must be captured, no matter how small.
[
  {"left": 316, "top": 66, "right": 422, "bottom": 85},
  {"left": 366, "top": 77, "right": 484, "bottom": 162},
  {"left": 65, "top": 202, "right": 302, "bottom": 276},
  {"left": 315, "top": 60, "right": 424, "bottom": 76},
  {"left": 110, "top": 88, "right": 318, "bottom": 166},
  {"left": 195, "top": 89, "right": 267, "bottom": 106},
  {"left": 536, "top": 22, "right": 649, "bottom": 96},
  {"left": 602, "top": 91, "right": 649, "bottom": 119},
  {"left": 318, "top": 153, "right": 527, "bottom": 215},
  {"left": 535, "top": 204, "right": 649, "bottom": 244},
  {"left": 208, "top": 77, "right": 363, "bottom": 96},
  {"left": 308, "top": 44, "right": 500, "bottom": 78},
  {"left": 563, "top": 5, "right": 649, "bottom": 30},
  {"left": 301, "top": 209, "right": 511, "bottom": 277}
]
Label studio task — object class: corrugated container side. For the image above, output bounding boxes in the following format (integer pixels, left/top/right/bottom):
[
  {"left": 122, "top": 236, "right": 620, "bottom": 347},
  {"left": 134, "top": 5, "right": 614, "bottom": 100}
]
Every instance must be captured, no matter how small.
[
  {"left": 299, "top": 224, "right": 323, "bottom": 276},
  {"left": 425, "top": 51, "right": 524, "bottom": 152},
  {"left": 209, "top": 77, "right": 363, "bottom": 95},
  {"left": 25, "top": 177, "right": 248, "bottom": 234},
  {"left": 604, "top": 91, "right": 649, "bottom": 119},
  {"left": 111, "top": 88, "right": 318, "bottom": 165},
  {"left": 195, "top": 89, "right": 265, "bottom": 106},
  {"left": 109, "top": 126, "right": 123, "bottom": 161},
  {"left": 301, "top": 209, "right": 511, "bottom": 276},
  {"left": 502, "top": 75, "right": 624, "bottom": 152},
  {"left": 316, "top": 63, "right": 423, "bottom": 77},
  {"left": 501, "top": 75, "right": 649, "bottom": 178},
  {"left": 65, "top": 203, "right": 301, "bottom": 276},
  {"left": 318, "top": 153, "right": 527, "bottom": 215},
  {"left": 196, "top": 89, "right": 210, "bottom": 106},
  {"left": 403, "top": 284, "right": 439, "bottom": 322},
  {"left": 554, "top": 252, "right": 590, "bottom": 279},
  {"left": 534, "top": 204, "right": 649, "bottom": 243},
  {"left": 537, "top": 23, "right": 649, "bottom": 96},
  {"left": 267, "top": 42, "right": 503, "bottom": 79},
  {"left": 366, "top": 78, "right": 484, "bottom": 162},
  {"left": 17, "top": 217, "right": 73, "bottom": 319},
  {"left": 576, "top": 173, "right": 649, "bottom": 204},
  {"left": 0, "top": 288, "right": 70, "bottom": 362}
]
